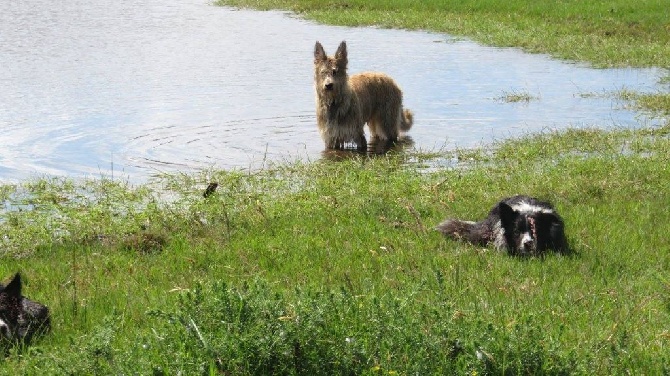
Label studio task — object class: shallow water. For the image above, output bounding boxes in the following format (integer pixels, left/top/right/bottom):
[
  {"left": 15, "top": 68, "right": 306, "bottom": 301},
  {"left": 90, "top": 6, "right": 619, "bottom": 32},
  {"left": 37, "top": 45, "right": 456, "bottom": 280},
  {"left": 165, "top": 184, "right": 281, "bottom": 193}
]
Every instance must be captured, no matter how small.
[{"left": 0, "top": 0, "right": 665, "bottom": 183}]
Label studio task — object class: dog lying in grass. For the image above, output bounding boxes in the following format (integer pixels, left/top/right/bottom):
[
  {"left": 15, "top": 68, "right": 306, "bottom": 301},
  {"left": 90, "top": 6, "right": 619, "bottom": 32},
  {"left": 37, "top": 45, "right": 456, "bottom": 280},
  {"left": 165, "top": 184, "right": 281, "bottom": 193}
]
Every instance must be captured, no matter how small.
[
  {"left": 0, "top": 273, "right": 50, "bottom": 349},
  {"left": 436, "top": 195, "right": 568, "bottom": 256}
]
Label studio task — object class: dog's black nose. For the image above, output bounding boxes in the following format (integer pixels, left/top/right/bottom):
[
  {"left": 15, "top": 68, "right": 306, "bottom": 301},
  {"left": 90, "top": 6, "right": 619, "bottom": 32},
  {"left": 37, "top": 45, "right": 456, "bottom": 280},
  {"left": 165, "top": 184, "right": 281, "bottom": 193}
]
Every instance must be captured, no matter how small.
[{"left": 325, "top": 83, "right": 333, "bottom": 90}]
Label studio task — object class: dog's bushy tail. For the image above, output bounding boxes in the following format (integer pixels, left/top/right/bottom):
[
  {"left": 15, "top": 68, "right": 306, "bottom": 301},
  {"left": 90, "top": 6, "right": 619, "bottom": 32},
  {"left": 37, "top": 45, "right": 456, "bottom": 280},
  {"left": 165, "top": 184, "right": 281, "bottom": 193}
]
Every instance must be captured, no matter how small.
[
  {"left": 435, "top": 219, "right": 476, "bottom": 240},
  {"left": 400, "top": 109, "right": 413, "bottom": 132}
]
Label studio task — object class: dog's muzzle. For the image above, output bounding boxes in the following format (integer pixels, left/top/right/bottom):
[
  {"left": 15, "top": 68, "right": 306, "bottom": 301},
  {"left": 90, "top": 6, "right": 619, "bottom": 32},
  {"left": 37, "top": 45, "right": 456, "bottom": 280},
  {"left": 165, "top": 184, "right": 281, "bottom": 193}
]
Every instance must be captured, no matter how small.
[{"left": 324, "top": 83, "right": 334, "bottom": 91}]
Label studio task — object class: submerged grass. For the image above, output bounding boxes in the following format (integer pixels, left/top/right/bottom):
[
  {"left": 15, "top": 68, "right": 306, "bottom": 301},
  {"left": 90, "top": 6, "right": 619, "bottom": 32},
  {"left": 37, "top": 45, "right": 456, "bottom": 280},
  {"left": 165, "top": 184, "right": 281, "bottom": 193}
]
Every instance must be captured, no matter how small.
[
  {"left": 495, "top": 89, "right": 539, "bottom": 104},
  {"left": 617, "top": 89, "right": 670, "bottom": 117},
  {"left": 1, "top": 125, "right": 670, "bottom": 374}
]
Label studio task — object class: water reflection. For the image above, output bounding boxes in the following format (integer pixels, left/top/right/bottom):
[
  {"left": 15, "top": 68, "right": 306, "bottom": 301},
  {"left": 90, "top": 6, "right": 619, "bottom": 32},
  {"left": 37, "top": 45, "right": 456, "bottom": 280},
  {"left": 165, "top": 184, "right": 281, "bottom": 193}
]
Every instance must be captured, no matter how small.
[
  {"left": 0, "top": 0, "right": 665, "bottom": 183},
  {"left": 320, "top": 136, "right": 415, "bottom": 162}
]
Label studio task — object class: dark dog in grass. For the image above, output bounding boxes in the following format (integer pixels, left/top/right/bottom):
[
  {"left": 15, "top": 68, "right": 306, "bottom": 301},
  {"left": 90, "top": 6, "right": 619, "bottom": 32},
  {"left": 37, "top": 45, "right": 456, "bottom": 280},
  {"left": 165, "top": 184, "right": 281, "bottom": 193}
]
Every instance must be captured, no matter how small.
[
  {"left": 436, "top": 195, "right": 568, "bottom": 256},
  {"left": 0, "top": 273, "right": 50, "bottom": 349}
]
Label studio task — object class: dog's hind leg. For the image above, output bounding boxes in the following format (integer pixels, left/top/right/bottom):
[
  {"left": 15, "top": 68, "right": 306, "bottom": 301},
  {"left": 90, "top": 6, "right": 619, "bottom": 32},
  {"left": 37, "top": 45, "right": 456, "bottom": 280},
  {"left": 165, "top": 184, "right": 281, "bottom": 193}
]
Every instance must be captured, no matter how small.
[
  {"left": 368, "top": 115, "right": 397, "bottom": 143},
  {"left": 377, "top": 107, "right": 400, "bottom": 143}
]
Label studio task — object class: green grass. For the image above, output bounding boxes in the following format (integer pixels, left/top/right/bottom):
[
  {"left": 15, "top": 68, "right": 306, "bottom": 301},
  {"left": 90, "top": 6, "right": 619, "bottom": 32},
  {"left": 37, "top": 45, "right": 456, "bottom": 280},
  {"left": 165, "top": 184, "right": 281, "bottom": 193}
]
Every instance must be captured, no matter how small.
[
  {"left": 2, "top": 1, "right": 670, "bottom": 374},
  {"left": 216, "top": 0, "right": 670, "bottom": 69},
  {"left": 2, "top": 125, "right": 670, "bottom": 374}
]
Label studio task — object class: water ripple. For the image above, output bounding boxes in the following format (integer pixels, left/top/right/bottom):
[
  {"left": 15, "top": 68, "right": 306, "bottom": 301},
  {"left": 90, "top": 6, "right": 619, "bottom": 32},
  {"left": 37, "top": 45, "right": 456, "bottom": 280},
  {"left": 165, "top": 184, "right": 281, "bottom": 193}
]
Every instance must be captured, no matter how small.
[{"left": 0, "top": 0, "right": 665, "bottom": 182}]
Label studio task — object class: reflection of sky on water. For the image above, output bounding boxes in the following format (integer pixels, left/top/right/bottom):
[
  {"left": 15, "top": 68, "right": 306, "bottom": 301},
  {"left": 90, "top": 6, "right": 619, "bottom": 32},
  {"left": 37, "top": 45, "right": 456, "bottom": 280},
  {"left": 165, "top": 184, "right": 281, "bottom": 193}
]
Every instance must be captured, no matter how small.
[{"left": 0, "top": 0, "right": 665, "bottom": 183}]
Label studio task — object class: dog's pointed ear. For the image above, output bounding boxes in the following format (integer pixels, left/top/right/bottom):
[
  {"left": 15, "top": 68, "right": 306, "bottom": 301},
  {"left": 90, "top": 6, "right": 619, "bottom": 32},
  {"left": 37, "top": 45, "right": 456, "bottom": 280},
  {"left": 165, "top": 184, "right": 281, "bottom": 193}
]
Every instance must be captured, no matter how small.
[
  {"left": 498, "top": 202, "right": 518, "bottom": 229},
  {"left": 5, "top": 273, "right": 22, "bottom": 297},
  {"left": 314, "top": 41, "right": 327, "bottom": 63},
  {"left": 335, "top": 40, "right": 348, "bottom": 66}
]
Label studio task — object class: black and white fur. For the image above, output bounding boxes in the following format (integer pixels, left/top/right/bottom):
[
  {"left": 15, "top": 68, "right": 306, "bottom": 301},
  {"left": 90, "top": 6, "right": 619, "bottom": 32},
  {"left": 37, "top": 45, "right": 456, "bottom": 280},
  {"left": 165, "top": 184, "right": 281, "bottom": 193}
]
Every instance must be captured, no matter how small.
[
  {"left": 436, "top": 195, "right": 567, "bottom": 256},
  {"left": 0, "top": 273, "right": 50, "bottom": 349}
]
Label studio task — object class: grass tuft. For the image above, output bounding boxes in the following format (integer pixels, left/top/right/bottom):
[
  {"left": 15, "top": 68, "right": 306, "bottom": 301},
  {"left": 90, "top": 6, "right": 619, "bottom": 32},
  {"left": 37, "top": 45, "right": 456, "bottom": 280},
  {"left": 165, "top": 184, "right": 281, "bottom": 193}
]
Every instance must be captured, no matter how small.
[{"left": 495, "top": 89, "right": 539, "bottom": 103}]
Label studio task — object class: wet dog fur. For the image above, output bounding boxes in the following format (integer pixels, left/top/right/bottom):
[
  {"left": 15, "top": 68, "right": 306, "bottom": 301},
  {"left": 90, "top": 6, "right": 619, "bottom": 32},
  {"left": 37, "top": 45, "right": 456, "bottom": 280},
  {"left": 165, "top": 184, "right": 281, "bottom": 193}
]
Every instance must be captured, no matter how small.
[{"left": 313, "top": 41, "right": 413, "bottom": 151}]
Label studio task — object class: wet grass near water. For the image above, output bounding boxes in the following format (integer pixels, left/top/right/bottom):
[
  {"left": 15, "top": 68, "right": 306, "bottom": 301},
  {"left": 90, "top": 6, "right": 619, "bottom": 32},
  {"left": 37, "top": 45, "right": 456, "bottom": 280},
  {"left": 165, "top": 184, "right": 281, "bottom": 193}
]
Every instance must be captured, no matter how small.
[
  {"left": 1, "top": 125, "right": 670, "bottom": 374},
  {"left": 216, "top": 0, "right": 670, "bottom": 69}
]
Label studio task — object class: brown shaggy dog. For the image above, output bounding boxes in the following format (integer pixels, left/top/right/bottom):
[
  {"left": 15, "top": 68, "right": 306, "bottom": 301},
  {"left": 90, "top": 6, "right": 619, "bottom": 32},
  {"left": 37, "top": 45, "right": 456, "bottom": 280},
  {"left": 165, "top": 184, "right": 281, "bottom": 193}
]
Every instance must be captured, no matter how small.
[{"left": 313, "top": 41, "right": 413, "bottom": 151}]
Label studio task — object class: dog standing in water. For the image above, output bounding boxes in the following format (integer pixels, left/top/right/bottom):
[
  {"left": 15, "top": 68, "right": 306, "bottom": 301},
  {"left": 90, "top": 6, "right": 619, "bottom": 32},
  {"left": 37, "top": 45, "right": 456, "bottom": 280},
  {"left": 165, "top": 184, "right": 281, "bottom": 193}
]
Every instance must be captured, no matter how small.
[
  {"left": 436, "top": 195, "right": 568, "bottom": 256},
  {"left": 313, "top": 41, "right": 413, "bottom": 151}
]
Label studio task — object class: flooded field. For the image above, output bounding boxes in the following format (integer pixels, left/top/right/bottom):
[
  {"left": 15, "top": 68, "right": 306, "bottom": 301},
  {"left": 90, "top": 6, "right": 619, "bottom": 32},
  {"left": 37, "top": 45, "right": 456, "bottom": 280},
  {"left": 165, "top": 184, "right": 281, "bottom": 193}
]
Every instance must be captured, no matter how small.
[{"left": 0, "top": 0, "right": 665, "bottom": 183}]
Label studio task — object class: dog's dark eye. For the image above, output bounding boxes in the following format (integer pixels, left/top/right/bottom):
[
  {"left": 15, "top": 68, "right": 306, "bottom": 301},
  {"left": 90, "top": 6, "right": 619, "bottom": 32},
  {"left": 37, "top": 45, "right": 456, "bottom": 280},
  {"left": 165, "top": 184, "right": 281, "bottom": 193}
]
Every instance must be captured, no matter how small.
[{"left": 332, "top": 69, "right": 337, "bottom": 75}]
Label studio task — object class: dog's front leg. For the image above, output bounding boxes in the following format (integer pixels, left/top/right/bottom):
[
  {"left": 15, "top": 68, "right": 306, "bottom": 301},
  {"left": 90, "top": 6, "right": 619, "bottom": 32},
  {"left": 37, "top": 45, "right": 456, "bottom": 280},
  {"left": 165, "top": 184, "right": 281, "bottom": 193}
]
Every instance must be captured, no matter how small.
[
  {"left": 356, "top": 131, "right": 367, "bottom": 152},
  {"left": 325, "top": 135, "right": 341, "bottom": 150}
]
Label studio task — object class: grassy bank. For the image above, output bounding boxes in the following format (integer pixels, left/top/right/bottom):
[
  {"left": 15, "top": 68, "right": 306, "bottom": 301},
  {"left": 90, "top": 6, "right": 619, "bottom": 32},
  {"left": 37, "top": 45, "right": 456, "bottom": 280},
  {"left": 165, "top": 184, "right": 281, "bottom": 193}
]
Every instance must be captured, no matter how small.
[
  {"left": 216, "top": 0, "right": 670, "bottom": 69},
  {"left": 2, "top": 1, "right": 670, "bottom": 374},
  {"left": 1, "top": 124, "right": 670, "bottom": 374}
]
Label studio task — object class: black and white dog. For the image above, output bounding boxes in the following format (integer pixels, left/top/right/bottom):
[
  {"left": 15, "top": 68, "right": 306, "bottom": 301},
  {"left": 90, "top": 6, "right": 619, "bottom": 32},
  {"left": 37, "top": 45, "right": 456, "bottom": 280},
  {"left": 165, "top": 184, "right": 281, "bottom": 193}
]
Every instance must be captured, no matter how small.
[
  {"left": 0, "top": 273, "right": 50, "bottom": 349},
  {"left": 436, "top": 195, "right": 567, "bottom": 256}
]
